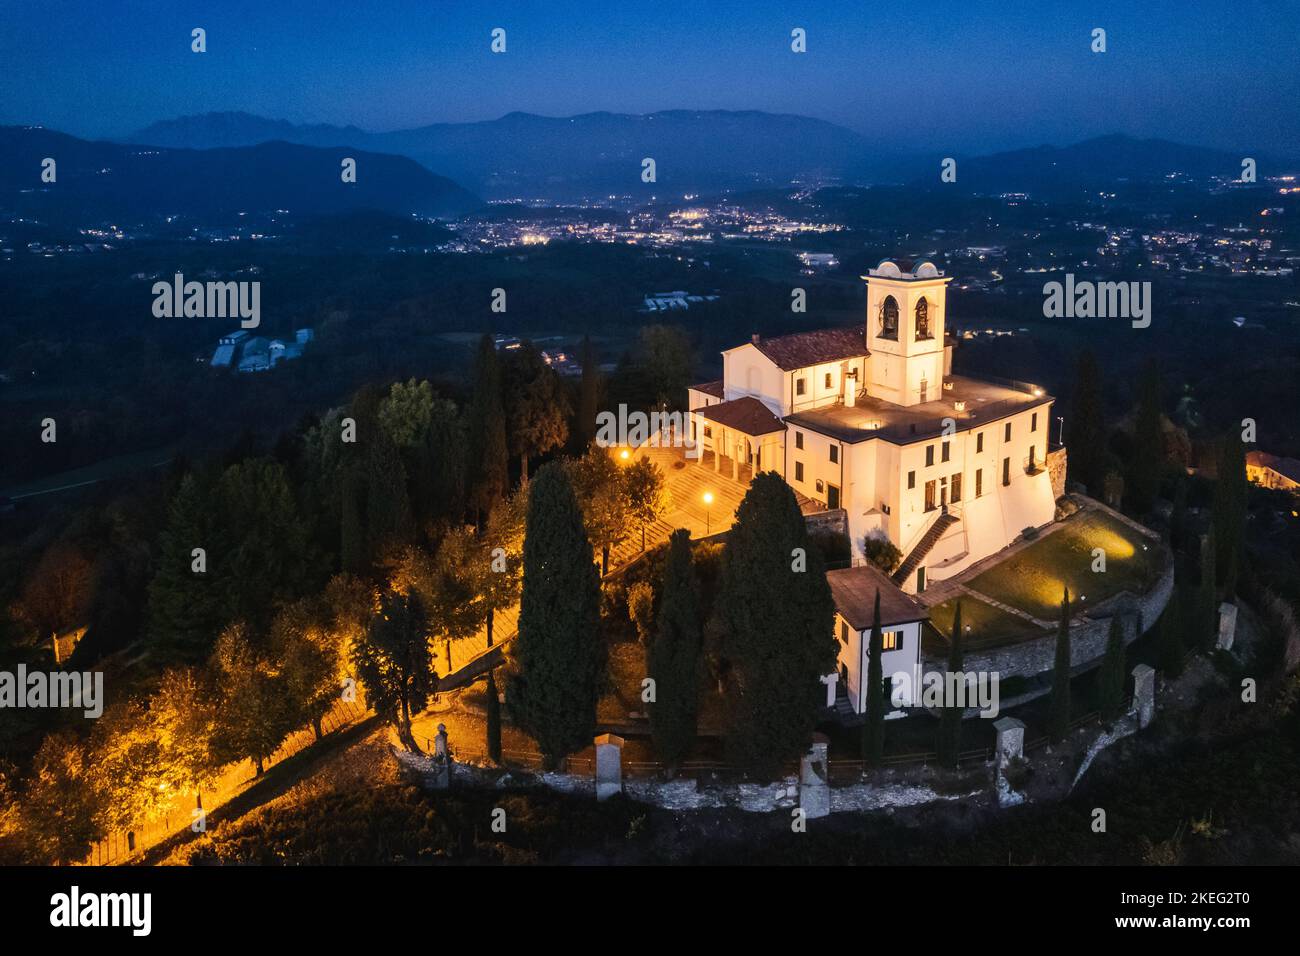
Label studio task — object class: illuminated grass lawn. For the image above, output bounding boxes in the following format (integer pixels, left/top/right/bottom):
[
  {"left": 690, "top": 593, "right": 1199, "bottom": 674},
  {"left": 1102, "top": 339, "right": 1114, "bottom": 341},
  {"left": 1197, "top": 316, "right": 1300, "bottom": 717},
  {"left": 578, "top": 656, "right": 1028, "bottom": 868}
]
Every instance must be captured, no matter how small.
[
  {"left": 966, "top": 510, "right": 1162, "bottom": 622},
  {"left": 925, "top": 595, "right": 1046, "bottom": 654}
]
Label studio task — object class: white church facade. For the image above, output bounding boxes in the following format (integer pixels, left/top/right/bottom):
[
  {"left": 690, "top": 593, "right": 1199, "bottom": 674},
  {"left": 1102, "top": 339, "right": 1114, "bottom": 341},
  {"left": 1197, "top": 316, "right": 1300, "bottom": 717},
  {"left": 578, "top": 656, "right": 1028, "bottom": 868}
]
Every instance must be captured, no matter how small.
[{"left": 688, "top": 259, "right": 1061, "bottom": 598}]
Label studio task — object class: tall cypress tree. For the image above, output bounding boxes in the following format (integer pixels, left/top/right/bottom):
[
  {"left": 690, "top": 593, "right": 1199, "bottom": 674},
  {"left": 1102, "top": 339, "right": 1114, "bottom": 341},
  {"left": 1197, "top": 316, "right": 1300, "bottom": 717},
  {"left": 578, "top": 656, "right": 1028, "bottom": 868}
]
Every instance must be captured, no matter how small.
[
  {"left": 714, "top": 473, "right": 837, "bottom": 776},
  {"left": 649, "top": 529, "right": 703, "bottom": 768},
  {"left": 1049, "top": 587, "right": 1072, "bottom": 743},
  {"left": 467, "top": 334, "right": 509, "bottom": 526},
  {"left": 1159, "top": 561, "right": 1190, "bottom": 677},
  {"left": 937, "top": 599, "right": 964, "bottom": 767},
  {"left": 1213, "top": 434, "right": 1246, "bottom": 598},
  {"left": 485, "top": 669, "right": 502, "bottom": 764},
  {"left": 1066, "top": 350, "right": 1107, "bottom": 496},
  {"left": 1126, "top": 359, "right": 1164, "bottom": 515},
  {"left": 1198, "top": 529, "right": 1218, "bottom": 651},
  {"left": 862, "top": 590, "right": 886, "bottom": 767},
  {"left": 578, "top": 335, "right": 601, "bottom": 449},
  {"left": 147, "top": 472, "right": 227, "bottom": 662},
  {"left": 507, "top": 462, "right": 603, "bottom": 769},
  {"left": 1097, "top": 614, "right": 1127, "bottom": 722}
]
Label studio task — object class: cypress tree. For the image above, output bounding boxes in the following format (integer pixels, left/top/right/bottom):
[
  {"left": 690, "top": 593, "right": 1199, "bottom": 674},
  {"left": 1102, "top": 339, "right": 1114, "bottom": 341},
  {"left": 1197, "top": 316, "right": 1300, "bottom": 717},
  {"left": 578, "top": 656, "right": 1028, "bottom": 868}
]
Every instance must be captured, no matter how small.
[
  {"left": 485, "top": 669, "right": 502, "bottom": 764},
  {"left": 714, "top": 472, "right": 837, "bottom": 776},
  {"left": 578, "top": 335, "right": 600, "bottom": 449},
  {"left": 862, "top": 590, "right": 886, "bottom": 767},
  {"left": 507, "top": 462, "right": 603, "bottom": 769},
  {"left": 467, "top": 334, "right": 509, "bottom": 526},
  {"left": 1198, "top": 529, "right": 1218, "bottom": 651},
  {"left": 937, "top": 599, "right": 964, "bottom": 768},
  {"left": 1213, "top": 435, "right": 1246, "bottom": 599},
  {"left": 648, "top": 528, "right": 703, "bottom": 768},
  {"left": 1159, "top": 562, "right": 1190, "bottom": 677},
  {"left": 1066, "top": 350, "right": 1106, "bottom": 496},
  {"left": 1049, "top": 587, "right": 1072, "bottom": 743},
  {"left": 1126, "top": 359, "right": 1164, "bottom": 516},
  {"left": 146, "top": 472, "right": 227, "bottom": 662},
  {"left": 1098, "top": 614, "right": 1127, "bottom": 722}
]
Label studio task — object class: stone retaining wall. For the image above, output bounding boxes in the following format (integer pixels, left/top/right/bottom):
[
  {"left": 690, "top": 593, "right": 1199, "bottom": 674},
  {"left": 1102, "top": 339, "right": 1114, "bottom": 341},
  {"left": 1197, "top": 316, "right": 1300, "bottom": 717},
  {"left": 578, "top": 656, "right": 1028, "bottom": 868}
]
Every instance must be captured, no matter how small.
[{"left": 925, "top": 559, "right": 1175, "bottom": 681}]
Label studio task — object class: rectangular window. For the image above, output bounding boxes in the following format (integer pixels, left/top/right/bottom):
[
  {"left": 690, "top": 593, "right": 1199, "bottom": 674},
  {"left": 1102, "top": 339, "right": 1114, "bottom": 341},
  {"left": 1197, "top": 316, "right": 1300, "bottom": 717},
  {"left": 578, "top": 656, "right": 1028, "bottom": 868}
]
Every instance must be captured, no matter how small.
[
  {"left": 840, "top": 620, "right": 848, "bottom": 645},
  {"left": 951, "top": 472, "right": 963, "bottom": 502},
  {"left": 829, "top": 445, "right": 838, "bottom": 464},
  {"left": 925, "top": 445, "right": 935, "bottom": 467},
  {"left": 796, "top": 378, "right": 806, "bottom": 396},
  {"left": 703, "top": 425, "right": 712, "bottom": 438},
  {"left": 975, "top": 468, "right": 983, "bottom": 498},
  {"left": 1002, "top": 457, "right": 1010, "bottom": 486},
  {"left": 691, "top": 421, "right": 696, "bottom": 440},
  {"left": 795, "top": 461, "right": 804, "bottom": 483},
  {"left": 1004, "top": 421, "right": 1012, "bottom": 442},
  {"left": 881, "top": 630, "right": 902, "bottom": 652},
  {"left": 1031, "top": 412, "right": 1038, "bottom": 432},
  {"left": 941, "top": 441, "right": 950, "bottom": 463},
  {"left": 924, "top": 480, "right": 937, "bottom": 512},
  {"left": 1029, "top": 445, "right": 1037, "bottom": 470},
  {"left": 824, "top": 372, "right": 833, "bottom": 389},
  {"left": 907, "top": 470, "right": 916, "bottom": 490},
  {"left": 976, "top": 432, "right": 984, "bottom": 454},
  {"left": 795, "top": 431, "right": 804, "bottom": 450}
]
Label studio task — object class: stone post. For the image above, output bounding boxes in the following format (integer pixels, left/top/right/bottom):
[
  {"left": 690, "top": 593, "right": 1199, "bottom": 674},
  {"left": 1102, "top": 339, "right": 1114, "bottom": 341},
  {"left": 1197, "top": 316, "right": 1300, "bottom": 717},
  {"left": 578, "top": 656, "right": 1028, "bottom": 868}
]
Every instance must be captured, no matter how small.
[
  {"left": 820, "top": 672, "right": 838, "bottom": 708},
  {"left": 1217, "top": 602, "right": 1238, "bottom": 651},
  {"left": 799, "top": 733, "right": 831, "bottom": 819},
  {"left": 992, "top": 716, "right": 1025, "bottom": 768},
  {"left": 431, "top": 722, "right": 450, "bottom": 789},
  {"left": 1131, "top": 664, "right": 1155, "bottom": 729},
  {"left": 594, "top": 733, "right": 624, "bottom": 801}
]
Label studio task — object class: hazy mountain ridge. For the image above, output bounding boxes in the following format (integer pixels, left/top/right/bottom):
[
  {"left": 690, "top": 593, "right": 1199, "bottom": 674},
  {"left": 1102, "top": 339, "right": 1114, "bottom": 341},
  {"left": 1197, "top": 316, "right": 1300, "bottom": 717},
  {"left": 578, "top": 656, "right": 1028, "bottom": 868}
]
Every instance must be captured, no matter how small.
[
  {"left": 0, "top": 126, "right": 483, "bottom": 222},
  {"left": 126, "top": 111, "right": 1286, "bottom": 202}
]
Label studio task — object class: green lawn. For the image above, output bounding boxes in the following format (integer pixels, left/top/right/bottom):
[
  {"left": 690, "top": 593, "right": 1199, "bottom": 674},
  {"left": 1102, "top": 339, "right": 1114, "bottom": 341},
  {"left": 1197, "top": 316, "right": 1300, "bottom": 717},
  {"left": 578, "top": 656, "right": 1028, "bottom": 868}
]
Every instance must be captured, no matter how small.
[
  {"left": 924, "top": 596, "right": 1047, "bottom": 655},
  {"left": 967, "top": 510, "right": 1163, "bottom": 622}
]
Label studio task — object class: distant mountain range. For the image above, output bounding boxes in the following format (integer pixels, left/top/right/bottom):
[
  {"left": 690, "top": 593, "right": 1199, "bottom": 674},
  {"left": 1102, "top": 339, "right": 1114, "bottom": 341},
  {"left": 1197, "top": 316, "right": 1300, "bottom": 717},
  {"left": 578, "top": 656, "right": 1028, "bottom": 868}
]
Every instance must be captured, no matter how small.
[
  {"left": 0, "top": 126, "right": 483, "bottom": 224},
  {"left": 128, "top": 111, "right": 1285, "bottom": 203},
  {"left": 129, "top": 110, "right": 911, "bottom": 199}
]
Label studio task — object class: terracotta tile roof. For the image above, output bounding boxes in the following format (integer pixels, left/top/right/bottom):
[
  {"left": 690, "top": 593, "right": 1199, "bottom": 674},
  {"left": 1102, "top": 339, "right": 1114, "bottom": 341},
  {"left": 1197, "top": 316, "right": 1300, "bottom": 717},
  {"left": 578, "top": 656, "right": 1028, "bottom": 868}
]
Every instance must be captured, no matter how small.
[
  {"left": 691, "top": 379, "right": 724, "bottom": 399},
  {"left": 691, "top": 396, "right": 785, "bottom": 436},
  {"left": 827, "top": 565, "right": 929, "bottom": 630},
  {"left": 745, "top": 326, "right": 867, "bottom": 371}
]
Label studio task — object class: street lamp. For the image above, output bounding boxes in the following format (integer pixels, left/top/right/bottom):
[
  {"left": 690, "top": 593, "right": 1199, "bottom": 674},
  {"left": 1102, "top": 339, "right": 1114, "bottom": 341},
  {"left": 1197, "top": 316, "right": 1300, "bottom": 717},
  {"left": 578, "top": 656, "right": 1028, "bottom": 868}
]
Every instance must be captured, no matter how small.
[
  {"left": 703, "top": 491, "right": 714, "bottom": 534},
  {"left": 619, "top": 448, "right": 630, "bottom": 462},
  {"left": 1056, "top": 416, "right": 1065, "bottom": 446}
]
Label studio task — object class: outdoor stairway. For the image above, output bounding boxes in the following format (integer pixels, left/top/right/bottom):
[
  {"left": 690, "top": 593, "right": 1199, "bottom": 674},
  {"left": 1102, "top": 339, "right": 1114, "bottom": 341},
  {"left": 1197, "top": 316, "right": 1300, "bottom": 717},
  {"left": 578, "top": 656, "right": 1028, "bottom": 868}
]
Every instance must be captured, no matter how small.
[{"left": 892, "top": 512, "right": 959, "bottom": 585}]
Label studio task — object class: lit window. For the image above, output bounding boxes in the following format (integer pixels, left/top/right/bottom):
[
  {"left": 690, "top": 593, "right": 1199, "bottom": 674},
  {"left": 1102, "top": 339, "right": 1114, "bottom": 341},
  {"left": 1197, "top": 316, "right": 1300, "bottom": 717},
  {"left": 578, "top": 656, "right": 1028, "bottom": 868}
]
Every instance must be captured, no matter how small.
[{"left": 881, "top": 631, "right": 902, "bottom": 651}]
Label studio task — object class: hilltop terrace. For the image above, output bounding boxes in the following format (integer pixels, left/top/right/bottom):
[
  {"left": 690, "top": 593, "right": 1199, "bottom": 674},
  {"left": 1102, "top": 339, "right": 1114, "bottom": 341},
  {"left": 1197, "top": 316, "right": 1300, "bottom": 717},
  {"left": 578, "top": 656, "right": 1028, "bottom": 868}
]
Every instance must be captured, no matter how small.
[{"left": 784, "top": 374, "right": 1054, "bottom": 446}]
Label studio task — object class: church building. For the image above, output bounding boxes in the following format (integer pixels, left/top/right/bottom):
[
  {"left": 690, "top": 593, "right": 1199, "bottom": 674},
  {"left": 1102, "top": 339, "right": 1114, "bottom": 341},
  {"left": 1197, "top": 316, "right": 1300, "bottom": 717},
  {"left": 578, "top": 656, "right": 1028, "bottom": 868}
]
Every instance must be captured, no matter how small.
[{"left": 688, "top": 259, "right": 1062, "bottom": 597}]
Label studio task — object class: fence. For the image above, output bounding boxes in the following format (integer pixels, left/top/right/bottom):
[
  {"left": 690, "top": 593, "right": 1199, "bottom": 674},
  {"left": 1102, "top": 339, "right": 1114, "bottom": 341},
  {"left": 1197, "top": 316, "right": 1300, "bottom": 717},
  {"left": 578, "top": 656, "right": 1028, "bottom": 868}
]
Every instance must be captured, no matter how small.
[{"left": 87, "top": 698, "right": 369, "bottom": 865}]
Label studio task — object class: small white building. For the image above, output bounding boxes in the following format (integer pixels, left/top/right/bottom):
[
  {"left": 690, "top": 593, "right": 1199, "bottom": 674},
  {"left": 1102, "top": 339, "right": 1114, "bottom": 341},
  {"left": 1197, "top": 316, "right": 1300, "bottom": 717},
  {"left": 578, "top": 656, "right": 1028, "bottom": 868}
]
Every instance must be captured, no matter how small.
[{"left": 826, "top": 564, "right": 928, "bottom": 714}]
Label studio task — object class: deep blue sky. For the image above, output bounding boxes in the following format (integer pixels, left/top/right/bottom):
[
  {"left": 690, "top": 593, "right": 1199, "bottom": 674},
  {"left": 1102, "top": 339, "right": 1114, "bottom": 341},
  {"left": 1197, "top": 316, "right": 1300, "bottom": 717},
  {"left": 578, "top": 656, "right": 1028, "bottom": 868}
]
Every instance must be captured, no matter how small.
[{"left": 3, "top": 0, "right": 1297, "bottom": 153}]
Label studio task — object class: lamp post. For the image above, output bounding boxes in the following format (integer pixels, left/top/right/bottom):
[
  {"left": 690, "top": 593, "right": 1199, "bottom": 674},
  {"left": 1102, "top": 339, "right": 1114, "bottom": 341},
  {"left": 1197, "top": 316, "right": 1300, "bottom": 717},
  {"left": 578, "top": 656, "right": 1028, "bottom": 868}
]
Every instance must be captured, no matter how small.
[
  {"left": 1056, "top": 416, "right": 1065, "bottom": 446},
  {"left": 703, "top": 491, "right": 714, "bottom": 535}
]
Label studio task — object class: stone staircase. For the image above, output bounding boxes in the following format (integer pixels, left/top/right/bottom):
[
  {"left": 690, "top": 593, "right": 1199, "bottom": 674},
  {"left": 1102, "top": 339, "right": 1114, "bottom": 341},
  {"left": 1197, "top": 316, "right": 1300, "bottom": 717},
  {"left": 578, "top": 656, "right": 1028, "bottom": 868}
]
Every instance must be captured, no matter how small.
[{"left": 893, "top": 512, "right": 959, "bottom": 586}]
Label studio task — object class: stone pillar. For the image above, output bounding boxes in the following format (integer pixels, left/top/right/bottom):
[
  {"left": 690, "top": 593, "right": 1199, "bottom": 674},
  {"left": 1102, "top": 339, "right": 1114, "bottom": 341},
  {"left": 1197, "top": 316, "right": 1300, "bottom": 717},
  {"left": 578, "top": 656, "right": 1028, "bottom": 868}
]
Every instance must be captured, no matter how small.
[
  {"left": 594, "top": 733, "right": 624, "bottom": 801},
  {"left": 431, "top": 722, "right": 451, "bottom": 789},
  {"left": 1131, "top": 664, "right": 1156, "bottom": 729},
  {"left": 820, "top": 672, "right": 838, "bottom": 708},
  {"left": 992, "top": 716, "right": 1025, "bottom": 768},
  {"left": 1217, "top": 602, "right": 1238, "bottom": 651},
  {"left": 799, "top": 733, "right": 830, "bottom": 819}
]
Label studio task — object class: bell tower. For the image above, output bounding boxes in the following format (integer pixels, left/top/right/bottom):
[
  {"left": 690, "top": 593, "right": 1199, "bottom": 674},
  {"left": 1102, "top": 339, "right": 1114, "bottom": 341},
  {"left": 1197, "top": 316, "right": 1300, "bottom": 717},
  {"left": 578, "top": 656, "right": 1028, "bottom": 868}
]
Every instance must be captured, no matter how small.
[{"left": 863, "top": 259, "right": 951, "bottom": 407}]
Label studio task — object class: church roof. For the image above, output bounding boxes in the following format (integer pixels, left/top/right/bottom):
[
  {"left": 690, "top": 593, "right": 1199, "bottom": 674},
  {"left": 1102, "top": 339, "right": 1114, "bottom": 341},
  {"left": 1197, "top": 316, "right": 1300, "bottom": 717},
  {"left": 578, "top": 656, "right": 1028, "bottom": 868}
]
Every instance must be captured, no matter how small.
[
  {"left": 745, "top": 326, "right": 868, "bottom": 371},
  {"left": 691, "top": 379, "right": 725, "bottom": 398},
  {"left": 691, "top": 396, "right": 785, "bottom": 436},
  {"left": 827, "top": 564, "right": 929, "bottom": 630}
]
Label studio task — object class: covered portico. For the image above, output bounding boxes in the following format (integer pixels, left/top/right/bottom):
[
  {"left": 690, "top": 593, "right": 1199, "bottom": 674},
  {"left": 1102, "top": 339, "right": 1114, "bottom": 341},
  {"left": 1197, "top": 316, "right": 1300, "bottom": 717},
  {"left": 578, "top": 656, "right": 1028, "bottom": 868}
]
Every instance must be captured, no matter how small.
[{"left": 691, "top": 396, "right": 786, "bottom": 483}]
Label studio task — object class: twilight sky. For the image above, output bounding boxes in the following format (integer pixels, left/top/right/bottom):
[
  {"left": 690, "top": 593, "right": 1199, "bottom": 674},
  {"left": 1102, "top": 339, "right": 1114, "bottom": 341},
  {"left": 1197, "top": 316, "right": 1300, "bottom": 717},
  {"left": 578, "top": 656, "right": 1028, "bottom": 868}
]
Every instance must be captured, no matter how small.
[{"left": 2, "top": 0, "right": 1297, "bottom": 154}]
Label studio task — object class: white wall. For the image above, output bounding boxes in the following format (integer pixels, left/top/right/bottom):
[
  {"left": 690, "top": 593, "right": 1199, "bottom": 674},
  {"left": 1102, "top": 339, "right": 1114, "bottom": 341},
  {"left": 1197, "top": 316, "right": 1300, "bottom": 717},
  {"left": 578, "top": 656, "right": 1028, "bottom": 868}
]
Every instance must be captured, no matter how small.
[{"left": 835, "top": 617, "right": 923, "bottom": 713}]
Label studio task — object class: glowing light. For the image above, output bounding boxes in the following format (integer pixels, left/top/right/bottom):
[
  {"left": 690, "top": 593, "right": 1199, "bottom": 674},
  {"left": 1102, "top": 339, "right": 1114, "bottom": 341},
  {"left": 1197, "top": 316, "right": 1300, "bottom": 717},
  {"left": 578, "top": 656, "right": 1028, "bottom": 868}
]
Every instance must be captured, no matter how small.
[
  {"left": 703, "top": 492, "right": 714, "bottom": 505},
  {"left": 619, "top": 449, "right": 630, "bottom": 461}
]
